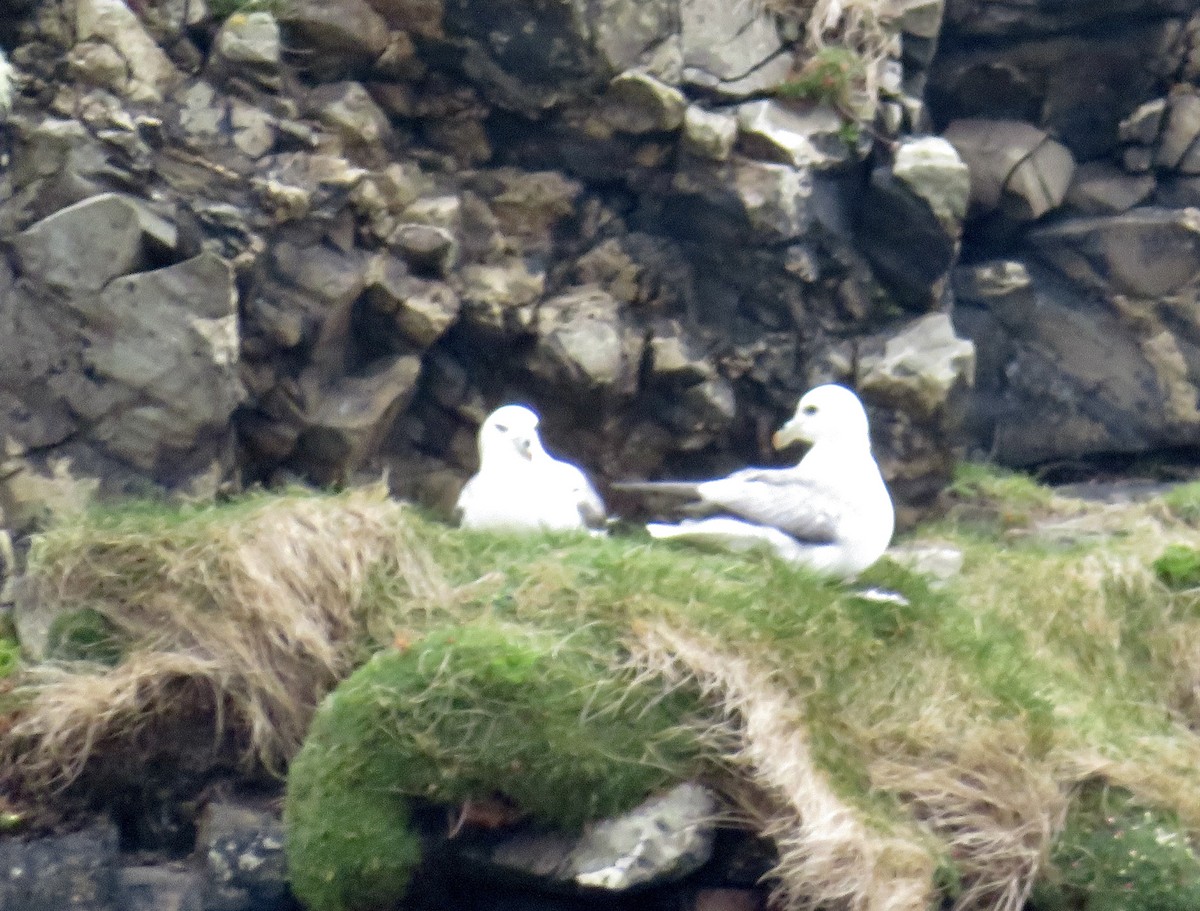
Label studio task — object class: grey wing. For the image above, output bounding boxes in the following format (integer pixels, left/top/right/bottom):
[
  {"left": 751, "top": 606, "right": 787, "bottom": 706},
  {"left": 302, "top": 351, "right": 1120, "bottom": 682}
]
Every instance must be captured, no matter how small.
[{"left": 699, "top": 469, "right": 841, "bottom": 543}]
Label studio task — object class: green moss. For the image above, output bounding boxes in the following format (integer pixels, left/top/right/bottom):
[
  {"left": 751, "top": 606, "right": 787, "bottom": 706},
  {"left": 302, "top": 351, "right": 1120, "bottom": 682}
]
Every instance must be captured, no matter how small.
[
  {"left": 1154, "top": 545, "right": 1200, "bottom": 590},
  {"left": 1034, "top": 787, "right": 1200, "bottom": 911},
  {"left": 285, "top": 619, "right": 705, "bottom": 911},
  {"left": 44, "top": 609, "right": 125, "bottom": 665},
  {"left": 0, "top": 637, "right": 19, "bottom": 679},
  {"left": 774, "top": 47, "right": 866, "bottom": 112},
  {"left": 948, "top": 462, "right": 1053, "bottom": 510}
]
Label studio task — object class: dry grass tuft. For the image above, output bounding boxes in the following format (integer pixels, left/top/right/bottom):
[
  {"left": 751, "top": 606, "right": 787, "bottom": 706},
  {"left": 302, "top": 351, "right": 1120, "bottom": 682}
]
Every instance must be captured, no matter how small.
[
  {"left": 869, "top": 728, "right": 1068, "bottom": 911},
  {"left": 3, "top": 486, "right": 448, "bottom": 794},
  {"left": 633, "top": 621, "right": 936, "bottom": 911}
]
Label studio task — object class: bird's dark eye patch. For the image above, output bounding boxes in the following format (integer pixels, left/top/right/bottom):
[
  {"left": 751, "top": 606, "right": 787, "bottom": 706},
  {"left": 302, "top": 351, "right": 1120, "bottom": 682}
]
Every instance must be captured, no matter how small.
[
  {"left": 495, "top": 424, "right": 508, "bottom": 433},
  {"left": 802, "top": 405, "right": 818, "bottom": 415}
]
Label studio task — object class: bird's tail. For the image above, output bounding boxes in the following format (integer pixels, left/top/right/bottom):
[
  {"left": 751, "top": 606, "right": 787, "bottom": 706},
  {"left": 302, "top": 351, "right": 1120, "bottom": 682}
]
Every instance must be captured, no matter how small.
[{"left": 610, "top": 481, "right": 702, "bottom": 498}]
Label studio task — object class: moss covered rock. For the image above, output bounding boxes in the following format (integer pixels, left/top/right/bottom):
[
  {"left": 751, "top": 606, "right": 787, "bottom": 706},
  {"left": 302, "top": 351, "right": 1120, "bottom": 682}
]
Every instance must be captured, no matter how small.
[{"left": 284, "top": 619, "right": 703, "bottom": 911}]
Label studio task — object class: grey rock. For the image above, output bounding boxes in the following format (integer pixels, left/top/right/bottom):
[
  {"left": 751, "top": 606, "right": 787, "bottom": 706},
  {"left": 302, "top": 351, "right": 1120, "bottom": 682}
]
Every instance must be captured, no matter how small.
[
  {"left": 459, "top": 261, "right": 544, "bottom": 337},
  {"left": 117, "top": 865, "right": 204, "bottom": 911},
  {"left": 13, "top": 193, "right": 159, "bottom": 292},
  {"left": 725, "top": 159, "right": 813, "bottom": 242},
  {"left": 929, "top": 24, "right": 1172, "bottom": 160},
  {"left": 858, "top": 143, "right": 966, "bottom": 309},
  {"left": 1123, "top": 145, "right": 1155, "bottom": 174},
  {"left": 681, "top": 0, "right": 792, "bottom": 98},
  {"left": 0, "top": 820, "right": 119, "bottom": 911},
  {"left": 735, "top": 101, "right": 850, "bottom": 170},
  {"left": 602, "top": 70, "right": 687, "bottom": 134},
  {"left": 1028, "top": 207, "right": 1200, "bottom": 299},
  {"left": 954, "top": 258, "right": 1200, "bottom": 466},
  {"left": 893, "top": 0, "right": 945, "bottom": 40},
  {"left": 279, "top": 0, "right": 390, "bottom": 60},
  {"left": 229, "top": 101, "right": 276, "bottom": 159},
  {"left": 890, "top": 136, "right": 969, "bottom": 233},
  {"left": 526, "top": 287, "right": 631, "bottom": 391},
  {"left": 75, "top": 0, "right": 182, "bottom": 102},
  {"left": 859, "top": 314, "right": 976, "bottom": 418},
  {"left": 391, "top": 223, "right": 458, "bottom": 276},
  {"left": 310, "top": 82, "right": 392, "bottom": 151},
  {"left": 1119, "top": 97, "right": 1166, "bottom": 145},
  {"left": 1157, "top": 91, "right": 1200, "bottom": 172},
  {"left": 67, "top": 41, "right": 129, "bottom": 93},
  {"left": 82, "top": 253, "right": 245, "bottom": 472},
  {"left": 213, "top": 11, "right": 282, "bottom": 72},
  {"left": 1064, "top": 162, "right": 1155, "bottom": 215},
  {"left": 885, "top": 543, "right": 963, "bottom": 588},
  {"left": 452, "top": 783, "right": 718, "bottom": 892},
  {"left": 367, "top": 255, "right": 461, "bottom": 347},
  {"left": 296, "top": 354, "right": 423, "bottom": 481},
  {"left": 198, "top": 800, "right": 287, "bottom": 911},
  {"left": 682, "top": 106, "right": 738, "bottom": 160},
  {"left": 445, "top": 0, "right": 676, "bottom": 112},
  {"left": 943, "top": 119, "right": 1074, "bottom": 220}
]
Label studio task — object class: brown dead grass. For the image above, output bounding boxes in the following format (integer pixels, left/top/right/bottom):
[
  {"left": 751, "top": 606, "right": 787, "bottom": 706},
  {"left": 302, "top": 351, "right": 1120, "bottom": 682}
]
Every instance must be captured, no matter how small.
[
  {"left": 870, "top": 728, "right": 1068, "bottom": 911},
  {"left": 634, "top": 621, "right": 937, "bottom": 911},
  {"left": 2, "top": 486, "right": 448, "bottom": 794}
]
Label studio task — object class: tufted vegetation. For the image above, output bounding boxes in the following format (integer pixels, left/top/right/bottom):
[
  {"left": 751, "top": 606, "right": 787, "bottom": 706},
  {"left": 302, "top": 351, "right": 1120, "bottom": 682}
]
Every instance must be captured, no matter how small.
[{"left": 4, "top": 476, "right": 1200, "bottom": 911}]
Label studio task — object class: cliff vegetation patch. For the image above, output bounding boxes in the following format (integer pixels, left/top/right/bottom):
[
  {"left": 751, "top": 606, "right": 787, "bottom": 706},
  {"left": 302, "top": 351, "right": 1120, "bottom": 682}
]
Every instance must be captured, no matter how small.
[{"left": 3, "top": 478, "right": 1200, "bottom": 911}]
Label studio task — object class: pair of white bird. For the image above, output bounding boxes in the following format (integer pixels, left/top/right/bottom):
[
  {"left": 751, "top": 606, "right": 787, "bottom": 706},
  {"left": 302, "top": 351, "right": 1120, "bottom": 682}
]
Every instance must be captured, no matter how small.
[{"left": 454, "top": 385, "right": 895, "bottom": 579}]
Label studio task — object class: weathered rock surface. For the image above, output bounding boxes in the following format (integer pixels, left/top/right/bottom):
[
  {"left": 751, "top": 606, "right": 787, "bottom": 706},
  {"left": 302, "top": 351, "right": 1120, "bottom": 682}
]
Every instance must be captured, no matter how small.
[{"left": 449, "top": 782, "right": 718, "bottom": 892}]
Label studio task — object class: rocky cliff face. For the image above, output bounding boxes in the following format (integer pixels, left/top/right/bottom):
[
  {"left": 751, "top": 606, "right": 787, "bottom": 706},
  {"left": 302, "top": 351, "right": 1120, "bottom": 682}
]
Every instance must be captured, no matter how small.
[{"left": 0, "top": 0, "right": 1198, "bottom": 539}]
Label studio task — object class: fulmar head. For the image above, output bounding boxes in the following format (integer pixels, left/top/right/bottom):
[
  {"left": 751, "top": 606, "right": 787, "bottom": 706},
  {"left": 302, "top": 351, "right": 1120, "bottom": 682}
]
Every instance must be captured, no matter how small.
[
  {"left": 478, "top": 404, "right": 543, "bottom": 465},
  {"left": 772, "top": 384, "right": 871, "bottom": 451}
]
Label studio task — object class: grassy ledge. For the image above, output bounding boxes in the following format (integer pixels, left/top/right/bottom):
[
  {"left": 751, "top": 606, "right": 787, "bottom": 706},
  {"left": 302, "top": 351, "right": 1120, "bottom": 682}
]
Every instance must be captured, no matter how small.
[{"left": 3, "top": 475, "right": 1200, "bottom": 911}]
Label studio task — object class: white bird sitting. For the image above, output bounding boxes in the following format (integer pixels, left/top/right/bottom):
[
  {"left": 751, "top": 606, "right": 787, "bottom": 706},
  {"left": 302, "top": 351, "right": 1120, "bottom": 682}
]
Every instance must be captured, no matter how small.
[
  {"left": 456, "top": 404, "right": 607, "bottom": 533},
  {"left": 613, "top": 384, "right": 894, "bottom": 578}
]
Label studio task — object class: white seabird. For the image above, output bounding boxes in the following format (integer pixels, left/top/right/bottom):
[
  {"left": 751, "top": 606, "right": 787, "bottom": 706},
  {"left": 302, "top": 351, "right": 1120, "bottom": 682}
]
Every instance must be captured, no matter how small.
[
  {"left": 614, "top": 384, "right": 894, "bottom": 578},
  {"left": 456, "top": 404, "right": 607, "bottom": 533}
]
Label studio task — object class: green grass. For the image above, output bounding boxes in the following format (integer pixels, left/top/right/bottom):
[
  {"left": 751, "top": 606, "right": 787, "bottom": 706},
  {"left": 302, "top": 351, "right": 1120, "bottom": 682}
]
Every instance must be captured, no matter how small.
[
  {"left": 1163, "top": 481, "right": 1200, "bottom": 526},
  {"left": 10, "top": 483, "right": 1200, "bottom": 911},
  {"left": 1034, "top": 786, "right": 1200, "bottom": 911}
]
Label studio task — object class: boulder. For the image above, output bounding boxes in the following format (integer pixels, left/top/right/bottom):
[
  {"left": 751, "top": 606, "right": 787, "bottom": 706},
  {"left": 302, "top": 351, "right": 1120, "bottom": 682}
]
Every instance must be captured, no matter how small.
[
  {"left": 954, "top": 257, "right": 1200, "bottom": 466},
  {"left": 1156, "top": 90, "right": 1200, "bottom": 172},
  {"left": 12, "top": 193, "right": 170, "bottom": 293},
  {"left": 943, "top": 119, "right": 1074, "bottom": 220},
  {"left": 681, "top": 0, "right": 792, "bottom": 97},
  {"left": 278, "top": 0, "right": 390, "bottom": 61},
  {"left": 735, "top": 101, "right": 851, "bottom": 170},
  {"left": 682, "top": 106, "right": 738, "bottom": 161},
  {"left": 525, "top": 287, "right": 633, "bottom": 393},
  {"left": 1064, "top": 162, "right": 1155, "bottom": 215},
  {"left": 75, "top": 0, "right": 181, "bottom": 102},
  {"left": 0, "top": 821, "right": 119, "bottom": 911},
  {"left": 197, "top": 800, "right": 288, "bottom": 911},
  {"left": 602, "top": 70, "right": 687, "bottom": 134},
  {"left": 857, "top": 137, "right": 968, "bottom": 309},
  {"left": 444, "top": 0, "right": 678, "bottom": 112},
  {"left": 859, "top": 314, "right": 976, "bottom": 418},
  {"left": 1027, "top": 208, "right": 1200, "bottom": 299},
  {"left": 449, "top": 783, "right": 718, "bottom": 892},
  {"left": 212, "top": 11, "right": 283, "bottom": 74}
]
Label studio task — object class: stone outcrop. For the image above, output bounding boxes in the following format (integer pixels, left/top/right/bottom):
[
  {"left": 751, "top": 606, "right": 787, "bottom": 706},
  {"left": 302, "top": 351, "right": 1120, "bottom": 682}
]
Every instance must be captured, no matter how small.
[
  {"left": 1, "top": 0, "right": 1198, "bottom": 539},
  {"left": 0, "top": 0, "right": 976, "bottom": 536}
]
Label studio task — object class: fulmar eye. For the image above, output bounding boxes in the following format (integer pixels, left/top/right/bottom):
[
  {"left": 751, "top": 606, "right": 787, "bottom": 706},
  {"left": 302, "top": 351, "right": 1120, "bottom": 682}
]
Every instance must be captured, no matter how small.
[
  {"left": 494, "top": 424, "right": 508, "bottom": 433},
  {"left": 802, "top": 404, "right": 818, "bottom": 415}
]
